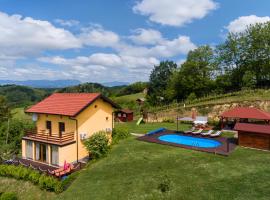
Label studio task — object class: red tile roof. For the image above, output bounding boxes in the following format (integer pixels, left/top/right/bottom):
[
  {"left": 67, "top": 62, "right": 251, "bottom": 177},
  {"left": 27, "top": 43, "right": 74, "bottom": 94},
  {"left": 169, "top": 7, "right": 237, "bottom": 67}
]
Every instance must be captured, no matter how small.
[
  {"left": 26, "top": 93, "right": 118, "bottom": 116},
  {"left": 234, "top": 123, "right": 270, "bottom": 135},
  {"left": 220, "top": 107, "right": 270, "bottom": 120}
]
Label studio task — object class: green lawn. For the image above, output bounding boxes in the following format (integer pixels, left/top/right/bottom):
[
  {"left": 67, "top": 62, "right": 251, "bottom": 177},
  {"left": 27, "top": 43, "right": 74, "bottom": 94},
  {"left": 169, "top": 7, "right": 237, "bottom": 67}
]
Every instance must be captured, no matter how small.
[
  {"left": 115, "top": 121, "right": 191, "bottom": 134},
  {"left": 1, "top": 122, "right": 270, "bottom": 200},
  {"left": 59, "top": 137, "right": 270, "bottom": 200},
  {"left": 113, "top": 92, "right": 145, "bottom": 102}
]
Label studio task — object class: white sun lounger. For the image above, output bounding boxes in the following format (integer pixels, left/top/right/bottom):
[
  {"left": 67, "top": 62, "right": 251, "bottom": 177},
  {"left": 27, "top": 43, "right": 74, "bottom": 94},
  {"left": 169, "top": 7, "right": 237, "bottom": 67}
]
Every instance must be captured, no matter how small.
[
  {"left": 210, "top": 131, "right": 222, "bottom": 137},
  {"left": 192, "top": 128, "right": 203, "bottom": 134},
  {"left": 184, "top": 127, "right": 195, "bottom": 134},
  {"left": 201, "top": 130, "right": 214, "bottom": 136}
]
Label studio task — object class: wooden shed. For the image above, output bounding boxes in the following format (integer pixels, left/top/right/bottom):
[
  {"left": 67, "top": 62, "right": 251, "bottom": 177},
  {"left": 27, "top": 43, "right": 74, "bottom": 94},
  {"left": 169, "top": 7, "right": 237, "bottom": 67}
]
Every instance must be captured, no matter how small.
[
  {"left": 115, "top": 109, "right": 133, "bottom": 122},
  {"left": 234, "top": 123, "right": 270, "bottom": 150}
]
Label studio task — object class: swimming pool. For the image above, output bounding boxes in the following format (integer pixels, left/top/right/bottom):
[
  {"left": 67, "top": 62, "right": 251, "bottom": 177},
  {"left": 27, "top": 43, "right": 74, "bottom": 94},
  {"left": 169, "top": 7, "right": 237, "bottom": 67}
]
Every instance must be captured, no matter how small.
[{"left": 158, "top": 134, "right": 221, "bottom": 148}]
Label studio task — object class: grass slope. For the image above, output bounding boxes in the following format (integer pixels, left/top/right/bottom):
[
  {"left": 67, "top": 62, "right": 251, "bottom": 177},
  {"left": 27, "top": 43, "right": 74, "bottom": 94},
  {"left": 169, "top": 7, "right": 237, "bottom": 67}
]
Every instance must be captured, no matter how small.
[
  {"left": 60, "top": 137, "right": 270, "bottom": 200},
  {"left": 113, "top": 92, "right": 145, "bottom": 102},
  {"left": 115, "top": 121, "right": 190, "bottom": 134},
  {"left": 2, "top": 122, "right": 270, "bottom": 200}
]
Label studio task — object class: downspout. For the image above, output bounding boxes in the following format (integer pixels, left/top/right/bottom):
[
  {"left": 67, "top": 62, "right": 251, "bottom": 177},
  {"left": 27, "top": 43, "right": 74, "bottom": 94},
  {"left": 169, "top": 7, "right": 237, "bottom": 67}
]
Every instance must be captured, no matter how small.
[{"left": 69, "top": 117, "right": 79, "bottom": 163}]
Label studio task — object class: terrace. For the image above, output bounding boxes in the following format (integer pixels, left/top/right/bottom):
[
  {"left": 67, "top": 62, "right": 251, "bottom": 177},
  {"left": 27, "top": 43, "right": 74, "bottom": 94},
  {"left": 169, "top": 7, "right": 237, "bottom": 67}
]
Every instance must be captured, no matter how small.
[{"left": 22, "top": 130, "right": 75, "bottom": 146}]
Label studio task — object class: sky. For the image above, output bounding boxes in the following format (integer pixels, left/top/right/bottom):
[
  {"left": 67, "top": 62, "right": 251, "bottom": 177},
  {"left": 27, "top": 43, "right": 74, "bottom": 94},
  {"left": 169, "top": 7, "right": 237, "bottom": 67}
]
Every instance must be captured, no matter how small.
[{"left": 0, "top": 0, "right": 269, "bottom": 83}]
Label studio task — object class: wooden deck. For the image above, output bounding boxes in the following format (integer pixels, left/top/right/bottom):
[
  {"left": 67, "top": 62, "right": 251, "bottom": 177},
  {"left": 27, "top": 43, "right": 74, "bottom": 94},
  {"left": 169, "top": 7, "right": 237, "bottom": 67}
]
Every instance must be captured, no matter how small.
[{"left": 137, "top": 130, "right": 237, "bottom": 156}]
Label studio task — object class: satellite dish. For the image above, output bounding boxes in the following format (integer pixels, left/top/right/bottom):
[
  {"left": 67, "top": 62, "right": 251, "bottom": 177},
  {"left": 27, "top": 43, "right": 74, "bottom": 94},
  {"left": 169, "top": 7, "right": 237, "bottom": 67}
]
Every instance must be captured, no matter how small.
[{"left": 32, "top": 113, "right": 38, "bottom": 122}]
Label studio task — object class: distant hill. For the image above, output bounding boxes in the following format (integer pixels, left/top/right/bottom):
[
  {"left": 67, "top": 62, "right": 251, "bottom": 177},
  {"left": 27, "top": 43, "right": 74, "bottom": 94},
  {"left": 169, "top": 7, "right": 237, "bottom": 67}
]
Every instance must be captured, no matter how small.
[
  {"left": 57, "top": 82, "right": 111, "bottom": 96},
  {"left": 0, "top": 85, "right": 52, "bottom": 107},
  {"left": 102, "top": 81, "right": 129, "bottom": 87},
  {"left": 0, "top": 79, "right": 81, "bottom": 88}
]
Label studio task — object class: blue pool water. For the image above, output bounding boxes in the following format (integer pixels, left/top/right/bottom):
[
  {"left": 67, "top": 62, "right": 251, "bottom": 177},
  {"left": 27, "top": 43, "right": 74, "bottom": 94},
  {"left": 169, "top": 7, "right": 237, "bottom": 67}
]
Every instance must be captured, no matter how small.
[{"left": 158, "top": 134, "right": 221, "bottom": 148}]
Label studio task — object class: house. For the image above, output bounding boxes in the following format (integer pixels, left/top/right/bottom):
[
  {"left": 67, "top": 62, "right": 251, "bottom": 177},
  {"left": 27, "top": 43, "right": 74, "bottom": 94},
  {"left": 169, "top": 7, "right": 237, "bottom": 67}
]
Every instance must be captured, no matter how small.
[
  {"left": 22, "top": 93, "right": 119, "bottom": 166},
  {"left": 115, "top": 109, "right": 133, "bottom": 122}
]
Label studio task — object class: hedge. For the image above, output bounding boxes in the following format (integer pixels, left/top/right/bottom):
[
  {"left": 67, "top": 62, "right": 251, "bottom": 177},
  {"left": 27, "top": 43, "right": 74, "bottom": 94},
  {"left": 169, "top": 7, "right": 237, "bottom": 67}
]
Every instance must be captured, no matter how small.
[
  {"left": 0, "top": 192, "right": 17, "bottom": 200},
  {"left": 0, "top": 165, "right": 63, "bottom": 193}
]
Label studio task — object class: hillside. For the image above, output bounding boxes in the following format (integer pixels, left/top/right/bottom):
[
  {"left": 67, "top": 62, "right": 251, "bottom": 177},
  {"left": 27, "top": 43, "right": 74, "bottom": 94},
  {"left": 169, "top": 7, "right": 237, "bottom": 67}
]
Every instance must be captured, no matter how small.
[
  {"left": 0, "top": 85, "right": 52, "bottom": 107},
  {"left": 146, "top": 89, "right": 270, "bottom": 122}
]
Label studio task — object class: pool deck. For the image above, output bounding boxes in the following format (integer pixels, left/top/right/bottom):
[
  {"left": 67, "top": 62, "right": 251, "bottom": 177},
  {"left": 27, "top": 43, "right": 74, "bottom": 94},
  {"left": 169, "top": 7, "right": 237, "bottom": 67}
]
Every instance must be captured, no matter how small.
[{"left": 137, "top": 130, "right": 237, "bottom": 156}]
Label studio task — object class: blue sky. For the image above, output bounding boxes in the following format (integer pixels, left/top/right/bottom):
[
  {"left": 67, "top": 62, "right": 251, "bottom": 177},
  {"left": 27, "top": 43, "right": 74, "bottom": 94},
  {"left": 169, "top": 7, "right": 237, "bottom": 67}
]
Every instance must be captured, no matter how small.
[{"left": 0, "top": 0, "right": 269, "bottom": 83}]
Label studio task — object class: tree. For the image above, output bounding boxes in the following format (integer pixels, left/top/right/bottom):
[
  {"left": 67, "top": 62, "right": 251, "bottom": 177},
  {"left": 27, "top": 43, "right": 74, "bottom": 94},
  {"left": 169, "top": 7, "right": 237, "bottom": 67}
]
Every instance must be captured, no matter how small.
[
  {"left": 147, "top": 61, "right": 177, "bottom": 105},
  {"left": 216, "top": 21, "right": 270, "bottom": 89},
  {"left": 242, "top": 71, "right": 257, "bottom": 89},
  {"left": 0, "top": 96, "right": 12, "bottom": 144},
  {"left": 166, "top": 46, "right": 216, "bottom": 101}
]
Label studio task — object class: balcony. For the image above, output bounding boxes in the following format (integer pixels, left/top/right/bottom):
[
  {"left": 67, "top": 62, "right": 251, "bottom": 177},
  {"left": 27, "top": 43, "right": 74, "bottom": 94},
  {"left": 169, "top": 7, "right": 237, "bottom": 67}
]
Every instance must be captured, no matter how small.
[{"left": 23, "top": 130, "right": 75, "bottom": 146}]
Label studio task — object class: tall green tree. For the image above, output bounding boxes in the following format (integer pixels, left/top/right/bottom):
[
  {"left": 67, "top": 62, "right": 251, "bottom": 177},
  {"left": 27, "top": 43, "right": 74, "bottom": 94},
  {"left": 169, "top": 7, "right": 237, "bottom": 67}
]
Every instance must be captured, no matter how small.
[
  {"left": 147, "top": 61, "right": 177, "bottom": 105},
  {"left": 167, "top": 45, "right": 216, "bottom": 101},
  {"left": 216, "top": 21, "right": 270, "bottom": 89},
  {"left": 0, "top": 96, "right": 12, "bottom": 144}
]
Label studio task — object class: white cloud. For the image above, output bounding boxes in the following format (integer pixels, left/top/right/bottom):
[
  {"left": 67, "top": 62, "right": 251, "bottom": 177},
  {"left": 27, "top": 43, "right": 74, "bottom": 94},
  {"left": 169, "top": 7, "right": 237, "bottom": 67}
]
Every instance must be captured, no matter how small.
[
  {"left": 133, "top": 0, "right": 218, "bottom": 26},
  {"left": 119, "top": 35, "right": 196, "bottom": 58},
  {"left": 129, "top": 28, "right": 163, "bottom": 45},
  {"left": 0, "top": 12, "right": 81, "bottom": 57},
  {"left": 79, "top": 26, "right": 120, "bottom": 47},
  {"left": 54, "top": 19, "right": 80, "bottom": 27},
  {"left": 226, "top": 15, "right": 270, "bottom": 33}
]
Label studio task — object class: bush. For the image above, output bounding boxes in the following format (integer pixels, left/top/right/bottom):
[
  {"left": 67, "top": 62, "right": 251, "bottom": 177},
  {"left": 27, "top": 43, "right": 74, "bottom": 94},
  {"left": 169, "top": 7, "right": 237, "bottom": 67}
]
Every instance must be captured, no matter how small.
[
  {"left": 112, "top": 128, "right": 129, "bottom": 144},
  {"left": 0, "top": 192, "right": 17, "bottom": 200},
  {"left": 157, "top": 175, "right": 172, "bottom": 193},
  {"left": 84, "top": 131, "right": 110, "bottom": 159},
  {"left": 0, "top": 164, "right": 63, "bottom": 193},
  {"left": 38, "top": 174, "right": 63, "bottom": 193}
]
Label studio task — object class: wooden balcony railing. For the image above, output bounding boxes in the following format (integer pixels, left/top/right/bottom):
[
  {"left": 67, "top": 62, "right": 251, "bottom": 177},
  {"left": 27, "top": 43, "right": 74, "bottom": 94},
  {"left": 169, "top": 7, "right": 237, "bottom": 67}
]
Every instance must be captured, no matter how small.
[{"left": 23, "top": 130, "right": 75, "bottom": 145}]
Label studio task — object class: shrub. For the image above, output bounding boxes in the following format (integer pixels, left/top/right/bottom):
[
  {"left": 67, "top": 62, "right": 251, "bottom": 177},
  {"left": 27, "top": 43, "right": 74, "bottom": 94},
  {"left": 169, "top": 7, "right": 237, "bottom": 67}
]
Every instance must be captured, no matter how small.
[
  {"left": 112, "top": 127, "right": 129, "bottom": 144},
  {"left": 38, "top": 174, "right": 62, "bottom": 192},
  {"left": 0, "top": 192, "right": 17, "bottom": 200},
  {"left": 0, "top": 164, "right": 62, "bottom": 193},
  {"left": 157, "top": 175, "right": 172, "bottom": 193},
  {"left": 84, "top": 131, "right": 110, "bottom": 159},
  {"left": 28, "top": 171, "right": 41, "bottom": 184}
]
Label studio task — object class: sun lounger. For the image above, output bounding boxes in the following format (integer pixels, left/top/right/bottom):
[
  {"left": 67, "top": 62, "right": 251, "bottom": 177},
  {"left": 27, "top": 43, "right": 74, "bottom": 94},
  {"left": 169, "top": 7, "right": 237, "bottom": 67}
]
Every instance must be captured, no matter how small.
[
  {"left": 192, "top": 128, "right": 203, "bottom": 134},
  {"left": 184, "top": 127, "right": 195, "bottom": 134},
  {"left": 210, "top": 131, "right": 222, "bottom": 137},
  {"left": 201, "top": 130, "right": 214, "bottom": 136}
]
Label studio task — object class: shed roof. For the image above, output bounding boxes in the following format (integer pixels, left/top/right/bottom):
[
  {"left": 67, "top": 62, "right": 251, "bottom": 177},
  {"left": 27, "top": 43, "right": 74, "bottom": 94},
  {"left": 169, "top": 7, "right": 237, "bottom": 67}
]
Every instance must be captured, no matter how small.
[
  {"left": 234, "top": 123, "right": 270, "bottom": 135},
  {"left": 26, "top": 93, "right": 119, "bottom": 117},
  {"left": 220, "top": 107, "right": 270, "bottom": 120},
  {"left": 119, "top": 109, "right": 133, "bottom": 114}
]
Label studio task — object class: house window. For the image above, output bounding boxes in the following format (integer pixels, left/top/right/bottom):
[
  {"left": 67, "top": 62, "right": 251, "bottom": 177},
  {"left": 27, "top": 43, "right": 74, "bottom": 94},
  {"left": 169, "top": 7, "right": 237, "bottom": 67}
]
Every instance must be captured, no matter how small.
[
  {"left": 59, "top": 122, "right": 65, "bottom": 137},
  {"left": 26, "top": 141, "right": 33, "bottom": 159},
  {"left": 118, "top": 113, "right": 121, "bottom": 117},
  {"left": 123, "top": 114, "right": 126, "bottom": 117},
  {"left": 106, "top": 117, "right": 109, "bottom": 121},
  {"left": 46, "top": 121, "right": 52, "bottom": 135},
  {"left": 51, "top": 145, "right": 59, "bottom": 166}
]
